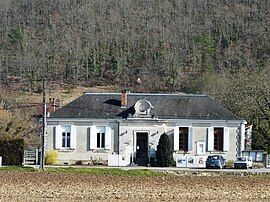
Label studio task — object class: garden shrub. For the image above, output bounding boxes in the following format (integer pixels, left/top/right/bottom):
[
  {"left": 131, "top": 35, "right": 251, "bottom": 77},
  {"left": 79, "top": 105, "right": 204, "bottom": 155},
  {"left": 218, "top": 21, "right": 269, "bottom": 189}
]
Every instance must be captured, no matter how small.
[
  {"left": 156, "top": 133, "right": 174, "bottom": 167},
  {"left": 0, "top": 139, "right": 24, "bottom": 165},
  {"left": 45, "top": 150, "right": 58, "bottom": 165},
  {"left": 226, "top": 160, "right": 234, "bottom": 168},
  {"left": 253, "top": 163, "right": 264, "bottom": 168}
]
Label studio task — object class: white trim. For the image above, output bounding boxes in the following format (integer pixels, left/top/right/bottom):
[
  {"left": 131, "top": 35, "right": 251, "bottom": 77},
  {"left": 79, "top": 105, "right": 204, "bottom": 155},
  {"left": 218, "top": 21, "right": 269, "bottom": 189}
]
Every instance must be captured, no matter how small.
[
  {"left": 240, "top": 123, "right": 245, "bottom": 151},
  {"left": 55, "top": 125, "right": 62, "bottom": 149},
  {"left": 223, "top": 127, "right": 230, "bottom": 151},
  {"left": 207, "top": 127, "right": 214, "bottom": 151},
  {"left": 70, "top": 125, "right": 76, "bottom": 149},
  {"left": 90, "top": 125, "right": 97, "bottom": 150},
  {"left": 47, "top": 118, "right": 243, "bottom": 123},
  {"left": 105, "top": 126, "right": 112, "bottom": 150},
  {"left": 174, "top": 127, "right": 179, "bottom": 151},
  {"left": 47, "top": 118, "right": 243, "bottom": 127}
]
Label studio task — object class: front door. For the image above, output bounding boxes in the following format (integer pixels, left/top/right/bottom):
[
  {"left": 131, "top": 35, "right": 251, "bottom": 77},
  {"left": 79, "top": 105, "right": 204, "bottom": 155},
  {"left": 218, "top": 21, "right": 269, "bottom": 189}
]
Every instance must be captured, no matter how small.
[{"left": 136, "top": 132, "right": 148, "bottom": 165}]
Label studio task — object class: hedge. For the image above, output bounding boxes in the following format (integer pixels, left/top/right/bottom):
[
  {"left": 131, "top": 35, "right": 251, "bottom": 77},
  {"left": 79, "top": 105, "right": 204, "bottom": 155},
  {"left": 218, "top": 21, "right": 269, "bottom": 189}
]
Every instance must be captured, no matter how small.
[{"left": 0, "top": 139, "right": 24, "bottom": 165}]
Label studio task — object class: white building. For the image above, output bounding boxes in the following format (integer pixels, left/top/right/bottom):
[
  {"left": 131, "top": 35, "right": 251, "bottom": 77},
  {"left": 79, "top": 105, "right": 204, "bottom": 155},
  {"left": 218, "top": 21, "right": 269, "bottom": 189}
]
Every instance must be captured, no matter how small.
[{"left": 46, "top": 92, "right": 246, "bottom": 166}]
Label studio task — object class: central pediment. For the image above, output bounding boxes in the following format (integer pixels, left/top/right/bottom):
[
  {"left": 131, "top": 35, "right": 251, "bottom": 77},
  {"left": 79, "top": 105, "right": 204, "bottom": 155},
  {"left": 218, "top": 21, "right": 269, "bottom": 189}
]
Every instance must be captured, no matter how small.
[{"left": 133, "top": 99, "right": 153, "bottom": 118}]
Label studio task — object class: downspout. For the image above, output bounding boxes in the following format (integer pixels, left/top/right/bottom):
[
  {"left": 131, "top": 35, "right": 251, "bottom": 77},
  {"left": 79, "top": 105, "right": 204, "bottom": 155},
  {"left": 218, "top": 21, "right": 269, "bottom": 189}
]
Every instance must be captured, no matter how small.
[{"left": 132, "top": 131, "right": 134, "bottom": 166}]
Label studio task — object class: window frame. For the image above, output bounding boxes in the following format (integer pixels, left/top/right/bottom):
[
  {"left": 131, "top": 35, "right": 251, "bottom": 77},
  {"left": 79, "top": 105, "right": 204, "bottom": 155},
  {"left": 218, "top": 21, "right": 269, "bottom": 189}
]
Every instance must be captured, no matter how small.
[
  {"left": 61, "top": 131, "right": 71, "bottom": 148},
  {"left": 214, "top": 127, "right": 224, "bottom": 151},
  {"left": 179, "top": 127, "right": 189, "bottom": 152},
  {"left": 96, "top": 126, "right": 106, "bottom": 149},
  {"left": 97, "top": 132, "right": 106, "bottom": 149}
]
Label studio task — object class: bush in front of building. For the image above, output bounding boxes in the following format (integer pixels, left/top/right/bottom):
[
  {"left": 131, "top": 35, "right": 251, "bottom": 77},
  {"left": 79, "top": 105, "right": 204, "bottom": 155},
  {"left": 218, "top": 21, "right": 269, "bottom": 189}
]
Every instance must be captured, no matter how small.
[
  {"left": 156, "top": 133, "right": 174, "bottom": 167},
  {"left": 0, "top": 139, "right": 24, "bottom": 165},
  {"left": 45, "top": 150, "right": 58, "bottom": 165},
  {"left": 225, "top": 160, "right": 234, "bottom": 168}
]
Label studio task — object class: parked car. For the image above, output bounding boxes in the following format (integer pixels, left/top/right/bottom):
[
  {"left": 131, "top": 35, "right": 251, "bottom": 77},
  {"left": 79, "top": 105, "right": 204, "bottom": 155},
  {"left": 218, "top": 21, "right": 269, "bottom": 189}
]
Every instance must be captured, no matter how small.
[
  {"left": 206, "top": 155, "right": 226, "bottom": 169},
  {"left": 234, "top": 156, "right": 253, "bottom": 169}
]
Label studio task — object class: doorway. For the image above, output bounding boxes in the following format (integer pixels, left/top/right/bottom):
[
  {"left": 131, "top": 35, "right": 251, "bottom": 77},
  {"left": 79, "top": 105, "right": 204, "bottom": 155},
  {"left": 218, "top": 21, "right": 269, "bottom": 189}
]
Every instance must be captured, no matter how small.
[{"left": 136, "top": 132, "right": 148, "bottom": 165}]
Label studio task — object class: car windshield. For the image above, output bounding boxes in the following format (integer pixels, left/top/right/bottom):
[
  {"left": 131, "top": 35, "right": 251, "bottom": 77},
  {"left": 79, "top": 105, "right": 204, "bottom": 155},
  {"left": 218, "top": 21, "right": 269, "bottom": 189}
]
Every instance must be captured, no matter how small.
[{"left": 236, "top": 157, "right": 246, "bottom": 161}]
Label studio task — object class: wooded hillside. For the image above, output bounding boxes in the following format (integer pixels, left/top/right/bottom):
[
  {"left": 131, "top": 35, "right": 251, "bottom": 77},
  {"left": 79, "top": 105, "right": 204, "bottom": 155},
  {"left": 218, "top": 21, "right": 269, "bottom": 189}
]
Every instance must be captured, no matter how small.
[{"left": 0, "top": 0, "right": 269, "bottom": 151}]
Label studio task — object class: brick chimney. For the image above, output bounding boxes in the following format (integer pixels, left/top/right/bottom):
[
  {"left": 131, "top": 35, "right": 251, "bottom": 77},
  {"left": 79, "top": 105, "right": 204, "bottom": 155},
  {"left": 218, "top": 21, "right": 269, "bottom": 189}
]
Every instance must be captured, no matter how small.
[
  {"left": 48, "top": 98, "right": 61, "bottom": 113},
  {"left": 121, "top": 90, "right": 128, "bottom": 108},
  {"left": 49, "top": 98, "right": 56, "bottom": 112}
]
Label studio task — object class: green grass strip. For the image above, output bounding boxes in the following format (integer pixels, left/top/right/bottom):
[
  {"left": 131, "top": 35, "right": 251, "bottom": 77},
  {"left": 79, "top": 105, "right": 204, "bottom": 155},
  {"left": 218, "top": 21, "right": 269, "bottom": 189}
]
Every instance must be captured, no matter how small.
[
  {"left": 0, "top": 165, "right": 37, "bottom": 172},
  {"left": 0, "top": 166, "right": 167, "bottom": 176},
  {"left": 46, "top": 167, "right": 166, "bottom": 176}
]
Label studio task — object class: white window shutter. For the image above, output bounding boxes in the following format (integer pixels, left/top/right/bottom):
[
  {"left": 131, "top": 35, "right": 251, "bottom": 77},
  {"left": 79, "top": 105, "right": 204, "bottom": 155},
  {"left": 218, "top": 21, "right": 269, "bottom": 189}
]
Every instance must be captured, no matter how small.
[
  {"left": 70, "top": 125, "right": 77, "bottom": 149},
  {"left": 90, "top": 125, "right": 97, "bottom": 150},
  {"left": 207, "top": 127, "right": 214, "bottom": 151},
  {"left": 174, "top": 127, "right": 179, "bottom": 151},
  {"left": 188, "top": 127, "right": 193, "bottom": 151},
  {"left": 105, "top": 126, "right": 112, "bottom": 150},
  {"left": 55, "top": 125, "right": 62, "bottom": 149},
  {"left": 223, "top": 127, "right": 230, "bottom": 151}
]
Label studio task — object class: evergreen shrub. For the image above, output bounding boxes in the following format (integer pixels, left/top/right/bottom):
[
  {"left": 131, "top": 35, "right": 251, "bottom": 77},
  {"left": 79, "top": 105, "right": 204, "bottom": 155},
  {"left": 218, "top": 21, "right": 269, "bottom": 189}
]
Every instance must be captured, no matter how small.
[
  {"left": 0, "top": 139, "right": 24, "bottom": 165},
  {"left": 156, "top": 133, "right": 174, "bottom": 167}
]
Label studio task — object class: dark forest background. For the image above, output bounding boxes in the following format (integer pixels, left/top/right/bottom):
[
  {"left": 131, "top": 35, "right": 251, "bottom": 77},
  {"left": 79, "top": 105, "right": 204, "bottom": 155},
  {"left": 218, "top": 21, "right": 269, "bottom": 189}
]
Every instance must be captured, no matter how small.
[{"left": 0, "top": 0, "right": 269, "bottom": 151}]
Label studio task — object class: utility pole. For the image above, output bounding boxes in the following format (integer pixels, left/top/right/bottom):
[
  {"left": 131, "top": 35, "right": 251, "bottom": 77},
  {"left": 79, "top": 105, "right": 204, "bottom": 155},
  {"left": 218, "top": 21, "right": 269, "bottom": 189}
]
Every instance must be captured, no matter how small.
[{"left": 40, "top": 78, "right": 47, "bottom": 170}]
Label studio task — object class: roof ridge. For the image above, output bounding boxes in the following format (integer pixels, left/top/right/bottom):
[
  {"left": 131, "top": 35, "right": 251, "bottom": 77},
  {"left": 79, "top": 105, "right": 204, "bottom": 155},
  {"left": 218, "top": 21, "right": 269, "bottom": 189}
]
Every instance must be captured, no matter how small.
[{"left": 84, "top": 92, "right": 207, "bottom": 97}]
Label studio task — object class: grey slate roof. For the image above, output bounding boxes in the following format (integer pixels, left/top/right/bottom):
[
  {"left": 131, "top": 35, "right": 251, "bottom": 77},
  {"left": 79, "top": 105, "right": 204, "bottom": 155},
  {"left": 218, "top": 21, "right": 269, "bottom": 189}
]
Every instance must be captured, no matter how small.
[{"left": 49, "top": 93, "right": 242, "bottom": 121}]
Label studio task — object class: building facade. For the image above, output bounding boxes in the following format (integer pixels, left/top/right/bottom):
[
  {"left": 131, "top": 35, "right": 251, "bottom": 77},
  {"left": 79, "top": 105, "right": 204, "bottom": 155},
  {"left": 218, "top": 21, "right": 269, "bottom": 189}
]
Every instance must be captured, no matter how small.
[{"left": 46, "top": 92, "right": 246, "bottom": 165}]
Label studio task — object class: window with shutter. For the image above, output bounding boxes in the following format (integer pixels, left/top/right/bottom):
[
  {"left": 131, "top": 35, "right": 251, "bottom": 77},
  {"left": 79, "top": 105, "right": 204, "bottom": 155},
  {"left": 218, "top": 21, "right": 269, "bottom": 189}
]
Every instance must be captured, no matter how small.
[
  {"left": 89, "top": 126, "right": 111, "bottom": 150},
  {"left": 55, "top": 125, "right": 73, "bottom": 150},
  {"left": 174, "top": 127, "right": 193, "bottom": 152}
]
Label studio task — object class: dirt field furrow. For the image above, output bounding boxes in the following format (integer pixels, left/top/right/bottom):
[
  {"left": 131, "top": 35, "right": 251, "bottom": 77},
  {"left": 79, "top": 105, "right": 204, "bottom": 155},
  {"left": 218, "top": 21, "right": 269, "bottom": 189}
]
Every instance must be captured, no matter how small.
[{"left": 0, "top": 171, "right": 269, "bottom": 201}]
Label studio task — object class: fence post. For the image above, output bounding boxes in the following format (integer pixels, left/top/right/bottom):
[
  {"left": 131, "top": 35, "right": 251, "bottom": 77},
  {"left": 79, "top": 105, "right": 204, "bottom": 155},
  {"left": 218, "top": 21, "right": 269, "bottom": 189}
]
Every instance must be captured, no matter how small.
[
  {"left": 23, "top": 150, "right": 26, "bottom": 165},
  {"left": 35, "top": 149, "right": 38, "bottom": 165}
]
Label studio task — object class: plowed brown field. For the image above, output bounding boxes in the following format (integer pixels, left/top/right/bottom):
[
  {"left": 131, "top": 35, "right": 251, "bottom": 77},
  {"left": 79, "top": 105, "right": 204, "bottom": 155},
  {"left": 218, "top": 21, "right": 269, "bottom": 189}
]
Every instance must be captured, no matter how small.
[{"left": 0, "top": 171, "right": 269, "bottom": 201}]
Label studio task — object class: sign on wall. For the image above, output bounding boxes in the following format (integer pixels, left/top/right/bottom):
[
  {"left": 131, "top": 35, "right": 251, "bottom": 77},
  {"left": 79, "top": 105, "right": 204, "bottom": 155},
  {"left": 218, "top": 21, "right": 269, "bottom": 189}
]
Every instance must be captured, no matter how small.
[
  {"left": 187, "top": 156, "right": 196, "bottom": 168},
  {"left": 176, "top": 156, "right": 207, "bottom": 168},
  {"left": 176, "top": 156, "right": 187, "bottom": 167},
  {"left": 196, "top": 141, "right": 206, "bottom": 155}
]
